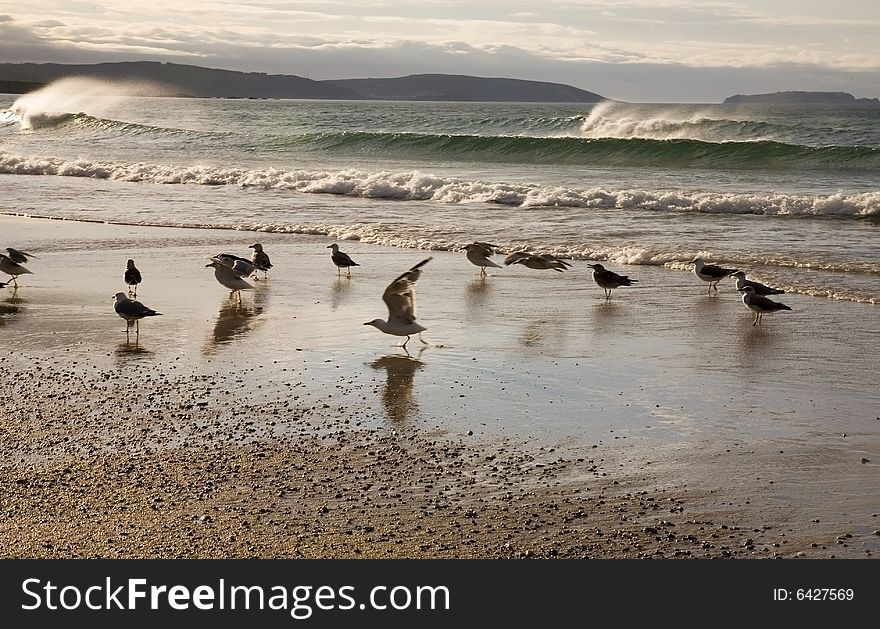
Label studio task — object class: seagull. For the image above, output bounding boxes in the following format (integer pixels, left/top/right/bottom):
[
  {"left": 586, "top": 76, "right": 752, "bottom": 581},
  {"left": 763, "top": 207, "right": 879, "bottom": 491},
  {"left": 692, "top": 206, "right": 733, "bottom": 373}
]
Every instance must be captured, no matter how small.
[
  {"left": 504, "top": 252, "right": 572, "bottom": 272},
  {"left": 113, "top": 292, "right": 162, "bottom": 336},
  {"left": 124, "top": 259, "right": 142, "bottom": 297},
  {"left": 0, "top": 253, "right": 33, "bottom": 288},
  {"left": 328, "top": 243, "right": 359, "bottom": 276},
  {"left": 587, "top": 263, "right": 638, "bottom": 299},
  {"left": 738, "top": 285, "right": 792, "bottom": 326},
  {"left": 5, "top": 247, "right": 37, "bottom": 264},
  {"left": 365, "top": 258, "right": 432, "bottom": 348},
  {"left": 731, "top": 271, "right": 784, "bottom": 296},
  {"left": 214, "top": 253, "right": 267, "bottom": 278},
  {"left": 249, "top": 243, "right": 272, "bottom": 279},
  {"left": 464, "top": 242, "right": 502, "bottom": 276},
  {"left": 206, "top": 257, "right": 254, "bottom": 300},
  {"left": 690, "top": 257, "right": 738, "bottom": 292}
]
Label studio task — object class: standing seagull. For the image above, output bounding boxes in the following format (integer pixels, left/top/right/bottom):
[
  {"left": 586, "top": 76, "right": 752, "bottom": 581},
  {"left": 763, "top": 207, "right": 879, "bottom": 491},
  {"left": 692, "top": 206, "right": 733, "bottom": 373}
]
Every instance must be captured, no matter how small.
[
  {"left": 738, "top": 285, "right": 792, "bottom": 326},
  {"left": 5, "top": 247, "right": 37, "bottom": 264},
  {"left": 731, "top": 271, "right": 784, "bottom": 296},
  {"left": 249, "top": 243, "right": 272, "bottom": 279},
  {"left": 690, "top": 257, "right": 738, "bottom": 293},
  {"left": 587, "top": 263, "right": 638, "bottom": 299},
  {"left": 124, "top": 259, "right": 142, "bottom": 297},
  {"left": 0, "top": 253, "right": 32, "bottom": 288},
  {"left": 206, "top": 257, "right": 254, "bottom": 301},
  {"left": 464, "top": 242, "right": 502, "bottom": 276},
  {"left": 113, "top": 292, "right": 162, "bottom": 337},
  {"left": 365, "top": 258, "right": 432, "bottom": 348},
  {"left": 328, "top": 243, "right": 359, "bottom": 276}
]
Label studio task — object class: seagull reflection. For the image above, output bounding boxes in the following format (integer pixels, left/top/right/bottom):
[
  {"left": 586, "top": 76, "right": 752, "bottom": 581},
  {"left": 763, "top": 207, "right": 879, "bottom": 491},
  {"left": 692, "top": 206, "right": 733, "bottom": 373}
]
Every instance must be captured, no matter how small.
[
  {"left": 369, "top": 353, "right": 425, "bottom": 422},
  {"left": 115, "top": 338, "right": 152, "bottom": 359},
  {"left": 0, "top": 290, "right": 25, "bottom": 326},
  {"left": 589, "top": 300, "right": 621, "bottom": 334},
  {"left": 204, "top": 291, "right": 265, "bottom": 354},
  {"left": 330, "top": 275, "right": 353, "bottom": 310},
  {"left": 463, "top": 276, "right": 492, "bottom": 321}
]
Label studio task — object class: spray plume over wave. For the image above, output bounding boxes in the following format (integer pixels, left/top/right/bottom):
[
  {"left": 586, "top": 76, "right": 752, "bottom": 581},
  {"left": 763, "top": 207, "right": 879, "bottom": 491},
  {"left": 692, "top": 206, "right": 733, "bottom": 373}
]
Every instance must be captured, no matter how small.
[{"left": 5, "top": 77, "right": 172, "bottom": 130}]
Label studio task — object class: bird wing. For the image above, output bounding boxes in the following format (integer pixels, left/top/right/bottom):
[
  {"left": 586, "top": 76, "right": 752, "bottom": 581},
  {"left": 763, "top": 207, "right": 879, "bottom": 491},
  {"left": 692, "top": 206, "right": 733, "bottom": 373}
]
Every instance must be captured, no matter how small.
[
  {"left": 705, "top": 263, "right": 737, "bottom": 277},
  {"left": 503, "top": 252, "right": 530, "bottom": 266},
  {"left": 254, "top": 252, "right": 272, "bottom": 268},
  {"left": 332, "top": 250, "right": 356, "bottom": 266},
  {"left": 6, "top": 248, "right": 35, "bottom": 263},
  {"left": 115, "top": 298, "right": 158, "bottom": 317},
  {"left": 125, "top": 268, "right": 142, "bottom": 283},
  {"left": 470, "top": 242, "right": 496, "bottom": 257},
  {"left": 231, "top": 259, "right": 257, "bottom": 276},
  {"left": 540, "top": 254, "right": 572, "bottom": 268},
  {"left": 382, "top": 258, "right": 431, "bottom": 324}
]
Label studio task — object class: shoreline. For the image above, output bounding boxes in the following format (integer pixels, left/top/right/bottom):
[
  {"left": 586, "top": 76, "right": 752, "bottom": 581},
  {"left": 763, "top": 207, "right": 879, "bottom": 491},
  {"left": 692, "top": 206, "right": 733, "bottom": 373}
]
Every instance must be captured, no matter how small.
[{"left": 1, "top": 215, "right": 877, "bottom": 559}]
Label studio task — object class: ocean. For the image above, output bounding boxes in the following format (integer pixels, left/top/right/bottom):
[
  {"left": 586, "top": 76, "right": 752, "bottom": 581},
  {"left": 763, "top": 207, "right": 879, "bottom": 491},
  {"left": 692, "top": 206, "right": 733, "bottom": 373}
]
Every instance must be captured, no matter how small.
[{"left": 1, "top": 78, "right": 878, "bottom": 303}]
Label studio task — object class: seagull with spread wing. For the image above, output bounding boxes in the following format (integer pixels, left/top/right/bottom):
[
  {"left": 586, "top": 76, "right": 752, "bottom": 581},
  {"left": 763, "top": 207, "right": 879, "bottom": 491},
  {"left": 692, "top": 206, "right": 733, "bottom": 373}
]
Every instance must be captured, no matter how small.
[
  {"left": 504, "top": 252, "right": 572, "bottom": 272},
  {"left": 365, "top": 258, "right": 432, "bottom": 348},
  {"left": 464, "top": 242, "right": 502, "bottom": 276},
  {"left": 0, "top": 252, "right": 33, "bottom": 288}
]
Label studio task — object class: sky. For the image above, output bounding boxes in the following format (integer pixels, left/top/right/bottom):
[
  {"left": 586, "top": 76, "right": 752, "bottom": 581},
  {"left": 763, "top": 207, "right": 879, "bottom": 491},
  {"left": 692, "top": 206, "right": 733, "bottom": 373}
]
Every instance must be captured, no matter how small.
[{"left": 1, "top": 1, "right": 878, "bottom": 102}]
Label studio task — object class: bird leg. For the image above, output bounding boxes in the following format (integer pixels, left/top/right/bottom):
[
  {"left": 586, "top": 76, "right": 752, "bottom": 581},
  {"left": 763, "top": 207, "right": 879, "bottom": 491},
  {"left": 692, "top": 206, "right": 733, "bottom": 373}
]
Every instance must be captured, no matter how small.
[
  {"left": 347, "top": 268, "right": 352, "bottom": 277},
  {"left": 418, "top": 333, "right": 430, "bottom": 346},
  {"left": 399, "top": 335, "right": 411, "bottom": 348},
  {"left": 11, "top": 276, "right": 18, "bottom": 288}
]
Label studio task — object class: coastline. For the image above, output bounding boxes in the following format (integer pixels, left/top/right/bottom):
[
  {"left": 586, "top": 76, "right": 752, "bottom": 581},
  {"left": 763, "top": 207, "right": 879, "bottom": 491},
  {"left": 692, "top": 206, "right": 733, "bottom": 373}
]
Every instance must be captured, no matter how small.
[{"left": 1, "top": 214, "right": 878, "bottom": 559}]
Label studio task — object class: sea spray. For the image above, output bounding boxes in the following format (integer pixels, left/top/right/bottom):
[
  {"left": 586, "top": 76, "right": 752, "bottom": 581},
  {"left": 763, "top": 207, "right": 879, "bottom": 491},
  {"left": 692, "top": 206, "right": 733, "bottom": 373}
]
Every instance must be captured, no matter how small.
[{"left": 9, "top": 77, "right": 172, "bottom": 130}]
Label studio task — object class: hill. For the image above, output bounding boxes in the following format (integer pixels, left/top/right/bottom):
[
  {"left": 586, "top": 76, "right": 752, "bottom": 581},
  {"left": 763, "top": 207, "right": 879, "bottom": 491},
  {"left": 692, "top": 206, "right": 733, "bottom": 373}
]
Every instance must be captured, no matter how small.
[
  {"left": 723, "top": 91, "right": 880, "bottom": 105},
  {"left": 326, "top": 74, "right": 603, "bottom": 102},
  {"left": 0, "top": 61, "right": 606, "bottom": 103}
]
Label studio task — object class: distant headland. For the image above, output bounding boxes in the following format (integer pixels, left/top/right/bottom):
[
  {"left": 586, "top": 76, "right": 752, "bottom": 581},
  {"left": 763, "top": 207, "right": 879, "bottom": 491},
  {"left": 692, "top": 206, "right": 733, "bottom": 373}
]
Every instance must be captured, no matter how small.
[
  {"left": 0, "top": 61, "right": 605, "bottom": 103},
  {"left": 723, "top": 91, "right": 880, "bottom": 106}
]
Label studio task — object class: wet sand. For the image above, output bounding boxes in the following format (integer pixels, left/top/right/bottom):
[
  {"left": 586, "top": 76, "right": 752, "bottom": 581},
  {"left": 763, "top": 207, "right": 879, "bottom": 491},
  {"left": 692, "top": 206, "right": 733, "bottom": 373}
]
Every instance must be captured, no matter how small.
[{"left": 1, "top": 214, "right": 878, "bottom": 558}]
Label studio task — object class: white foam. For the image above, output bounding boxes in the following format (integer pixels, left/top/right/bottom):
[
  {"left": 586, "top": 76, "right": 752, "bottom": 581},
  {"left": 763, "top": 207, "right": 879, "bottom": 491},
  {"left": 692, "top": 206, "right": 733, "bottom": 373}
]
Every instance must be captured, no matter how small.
[{"left": 1, "top": 150, "right": 878, "bottom": 218}]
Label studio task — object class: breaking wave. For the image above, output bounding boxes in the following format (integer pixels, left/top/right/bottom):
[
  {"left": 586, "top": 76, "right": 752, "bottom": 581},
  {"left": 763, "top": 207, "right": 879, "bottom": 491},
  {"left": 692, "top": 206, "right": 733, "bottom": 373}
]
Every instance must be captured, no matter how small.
[{"left": 1, "top": 151, "right": 877, "bottom": 217}]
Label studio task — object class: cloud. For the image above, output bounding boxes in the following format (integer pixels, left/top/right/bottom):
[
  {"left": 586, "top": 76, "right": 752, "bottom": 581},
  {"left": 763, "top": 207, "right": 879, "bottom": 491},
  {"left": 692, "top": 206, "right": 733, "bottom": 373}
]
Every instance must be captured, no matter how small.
[{"left": 1, "top": 9, "right": 878, "bottom": 102}]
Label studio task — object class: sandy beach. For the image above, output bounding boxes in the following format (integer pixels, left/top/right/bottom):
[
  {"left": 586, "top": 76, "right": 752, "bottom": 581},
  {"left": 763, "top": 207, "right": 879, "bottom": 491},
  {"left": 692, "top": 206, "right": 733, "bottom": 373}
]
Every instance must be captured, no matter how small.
[{"left": 1, "top": 214, "right": 878, "bottom": 559}]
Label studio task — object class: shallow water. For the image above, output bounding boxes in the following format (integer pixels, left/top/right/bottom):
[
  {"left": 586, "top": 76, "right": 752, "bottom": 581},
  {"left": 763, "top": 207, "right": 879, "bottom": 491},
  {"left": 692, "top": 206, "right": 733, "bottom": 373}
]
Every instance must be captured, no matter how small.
[
  {"left": 2, "top": 216, "right": 877, "bottom": 556},
  {"left": 1, "top": 90, "right": 878, "bottom": 303}
]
